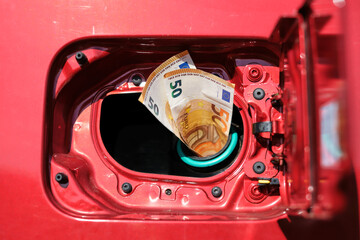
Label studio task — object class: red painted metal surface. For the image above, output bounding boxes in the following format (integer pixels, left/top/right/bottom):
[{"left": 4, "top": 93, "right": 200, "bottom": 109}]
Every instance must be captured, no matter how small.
[
  {"left": 50, "top": 53, "right": 285, "bottom": 218},
  {"left": 0, "top": 0, "right": 359, "bottom": 239}
]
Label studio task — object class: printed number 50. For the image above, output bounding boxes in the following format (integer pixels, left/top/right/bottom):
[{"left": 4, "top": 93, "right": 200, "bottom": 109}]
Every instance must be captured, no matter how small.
[
  {"left": 170, "top": 80, "right": 182, "bottom": 98},
  {"left": 148, "top": 97, "right": 159, "bottom": 115},
  {"left": 211, "top": 104, "right": 230, "bottom": 133}
]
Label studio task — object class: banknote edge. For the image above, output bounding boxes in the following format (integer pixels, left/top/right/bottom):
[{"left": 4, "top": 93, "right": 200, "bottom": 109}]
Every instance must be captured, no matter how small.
[
  {"left": 163, "top": 69, "right": 235, "bottom": 89},
  {"left": 138, "top": 50, "right": 190, "bottom": 103}
]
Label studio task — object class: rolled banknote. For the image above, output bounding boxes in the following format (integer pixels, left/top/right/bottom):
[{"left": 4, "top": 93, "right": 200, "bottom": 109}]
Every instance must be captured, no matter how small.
[
  {"left": 138, "top": 50, "right": 196, "bottom": 135},
  {"left": 164, "top": 69, "right": 235, "bottom": 157}
]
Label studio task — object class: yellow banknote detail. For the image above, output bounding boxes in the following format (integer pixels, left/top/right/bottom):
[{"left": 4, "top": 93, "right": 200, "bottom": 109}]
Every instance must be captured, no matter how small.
[{"left": 164, "top": 69, "right": 235, "bottom": 157}]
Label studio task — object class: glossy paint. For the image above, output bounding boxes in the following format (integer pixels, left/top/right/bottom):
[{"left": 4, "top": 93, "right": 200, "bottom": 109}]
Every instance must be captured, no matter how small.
[
  {"left": 49, "top": 47, "right": 285, "bottom": 218},
  {"left": 0, "top": 0, "right": 359, "bottom": 239}
]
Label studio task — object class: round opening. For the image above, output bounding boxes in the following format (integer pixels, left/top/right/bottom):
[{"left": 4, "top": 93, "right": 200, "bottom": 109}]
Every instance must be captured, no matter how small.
[
  {"left": 100, "top": 93, "right": 244, "bottom": 177},
  {"left": 177, "top": 128, "right": 239, "bottom": 168}
]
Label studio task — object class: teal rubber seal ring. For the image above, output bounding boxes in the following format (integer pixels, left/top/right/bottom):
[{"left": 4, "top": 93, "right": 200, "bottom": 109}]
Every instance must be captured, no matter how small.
[{"left": 177, "top": 131, "right": 238, "bottom": 168}]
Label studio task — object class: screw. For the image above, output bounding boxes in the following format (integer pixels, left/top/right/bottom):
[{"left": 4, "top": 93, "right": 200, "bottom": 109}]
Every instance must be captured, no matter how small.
[
  {"left": 250, "top": 68, "right": 260, "bottom": 78},
  {"left": 247, "top": 66, "right": 263, "bottom": 82},
  {"left": 250, "top": 185, "right": 263, "bottom": 198},
  {"left": 55, "top": 173, "right": 69, "bottom": 188},
  {"left": 253, "top": 161, "right": 266, "bottom": 174},
  {"left": 249, "top": 184, "right": 266, "bottom": 200},
  {"left": 165, "top": 189, "right": 172, "bottom": 195},
  {"left": 131, "top": 74, "right": 143, "bottom": 86},
  {"left": 253, "top": 88, "right": 265, "bottom": 100},
  {"left": 211, "top": 186, "right": 222, "bottom": 198},
  {"left": 75, "top": 51, "right": 89, "bottom": 67},
  {"left": 122, "top": 182, "right": 132, "bottom": 194}
]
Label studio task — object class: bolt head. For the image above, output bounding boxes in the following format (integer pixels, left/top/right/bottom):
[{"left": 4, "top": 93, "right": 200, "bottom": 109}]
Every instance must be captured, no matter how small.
[
  {"left": 131, "top": 74, "right": 143, "bottom": 86},
  {"left": 75, "top": 52, "right": 83, "bottom": 59},
  {"left": 55, "top": 173, "right": 63, "bottom": 182},
  {"left": 75, "top": 51, "right": 88, "bottom": 66},
  {"left": 246, "top": 66, "right": 263, "bottom": 82},
  {"left": 253, "top": 161, "right": 266, "bottom": 174},
  {"left": 211, "top": 186, "right": 222, "bottom": 198},
  {"left": 122, "top": 182, "right": 132, "bottom": 194},
  {"left": 250, "top": 68, "right": 260, "bottom": 78},
  {"left": 55, "top": 173, "right": 69, "bottom": 188},
  {"left": 253, "top": 88, "right": 265, "bottom": 100}
]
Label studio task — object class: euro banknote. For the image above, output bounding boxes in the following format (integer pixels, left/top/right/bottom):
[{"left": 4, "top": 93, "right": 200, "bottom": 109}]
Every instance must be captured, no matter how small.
[
  {"left": 164, "top": 69, "right": 234, "bottom": 157},
  {"left": 139, "top": 51, "right": 234, "bottom": 157},
  {"left": 138, "top": 50, "right": 196, "bottom": 135}
]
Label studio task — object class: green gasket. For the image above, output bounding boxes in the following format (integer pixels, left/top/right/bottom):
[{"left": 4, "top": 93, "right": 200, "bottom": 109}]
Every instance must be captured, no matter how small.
[{"left": 177, "top": 131, "right": 238, "bottom": 168}]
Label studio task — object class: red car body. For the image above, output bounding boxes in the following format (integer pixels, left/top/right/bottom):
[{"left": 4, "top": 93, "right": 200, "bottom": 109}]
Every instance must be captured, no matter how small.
[{"left": 1, "top": 0, "right": 360, "bottom": 239}]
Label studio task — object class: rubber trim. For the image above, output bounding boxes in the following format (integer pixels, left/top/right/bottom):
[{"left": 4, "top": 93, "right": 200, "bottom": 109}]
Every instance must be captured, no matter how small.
[{"left": 177, "top": 131, "right": 238, "bottom": 168}]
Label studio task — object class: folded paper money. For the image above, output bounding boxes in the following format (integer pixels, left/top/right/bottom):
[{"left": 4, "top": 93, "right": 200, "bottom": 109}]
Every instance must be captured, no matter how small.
[{"left": 139, "top": 51, "right": 235, "bottom": 157}]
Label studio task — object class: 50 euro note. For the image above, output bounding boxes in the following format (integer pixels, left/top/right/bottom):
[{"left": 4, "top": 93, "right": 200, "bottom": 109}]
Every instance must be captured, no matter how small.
[
  {"left": 138, "top": 50, "right": 196, "bottom": 136},
  {"left": 164, "top": 69, "right": 235, "bottom": 157}
]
